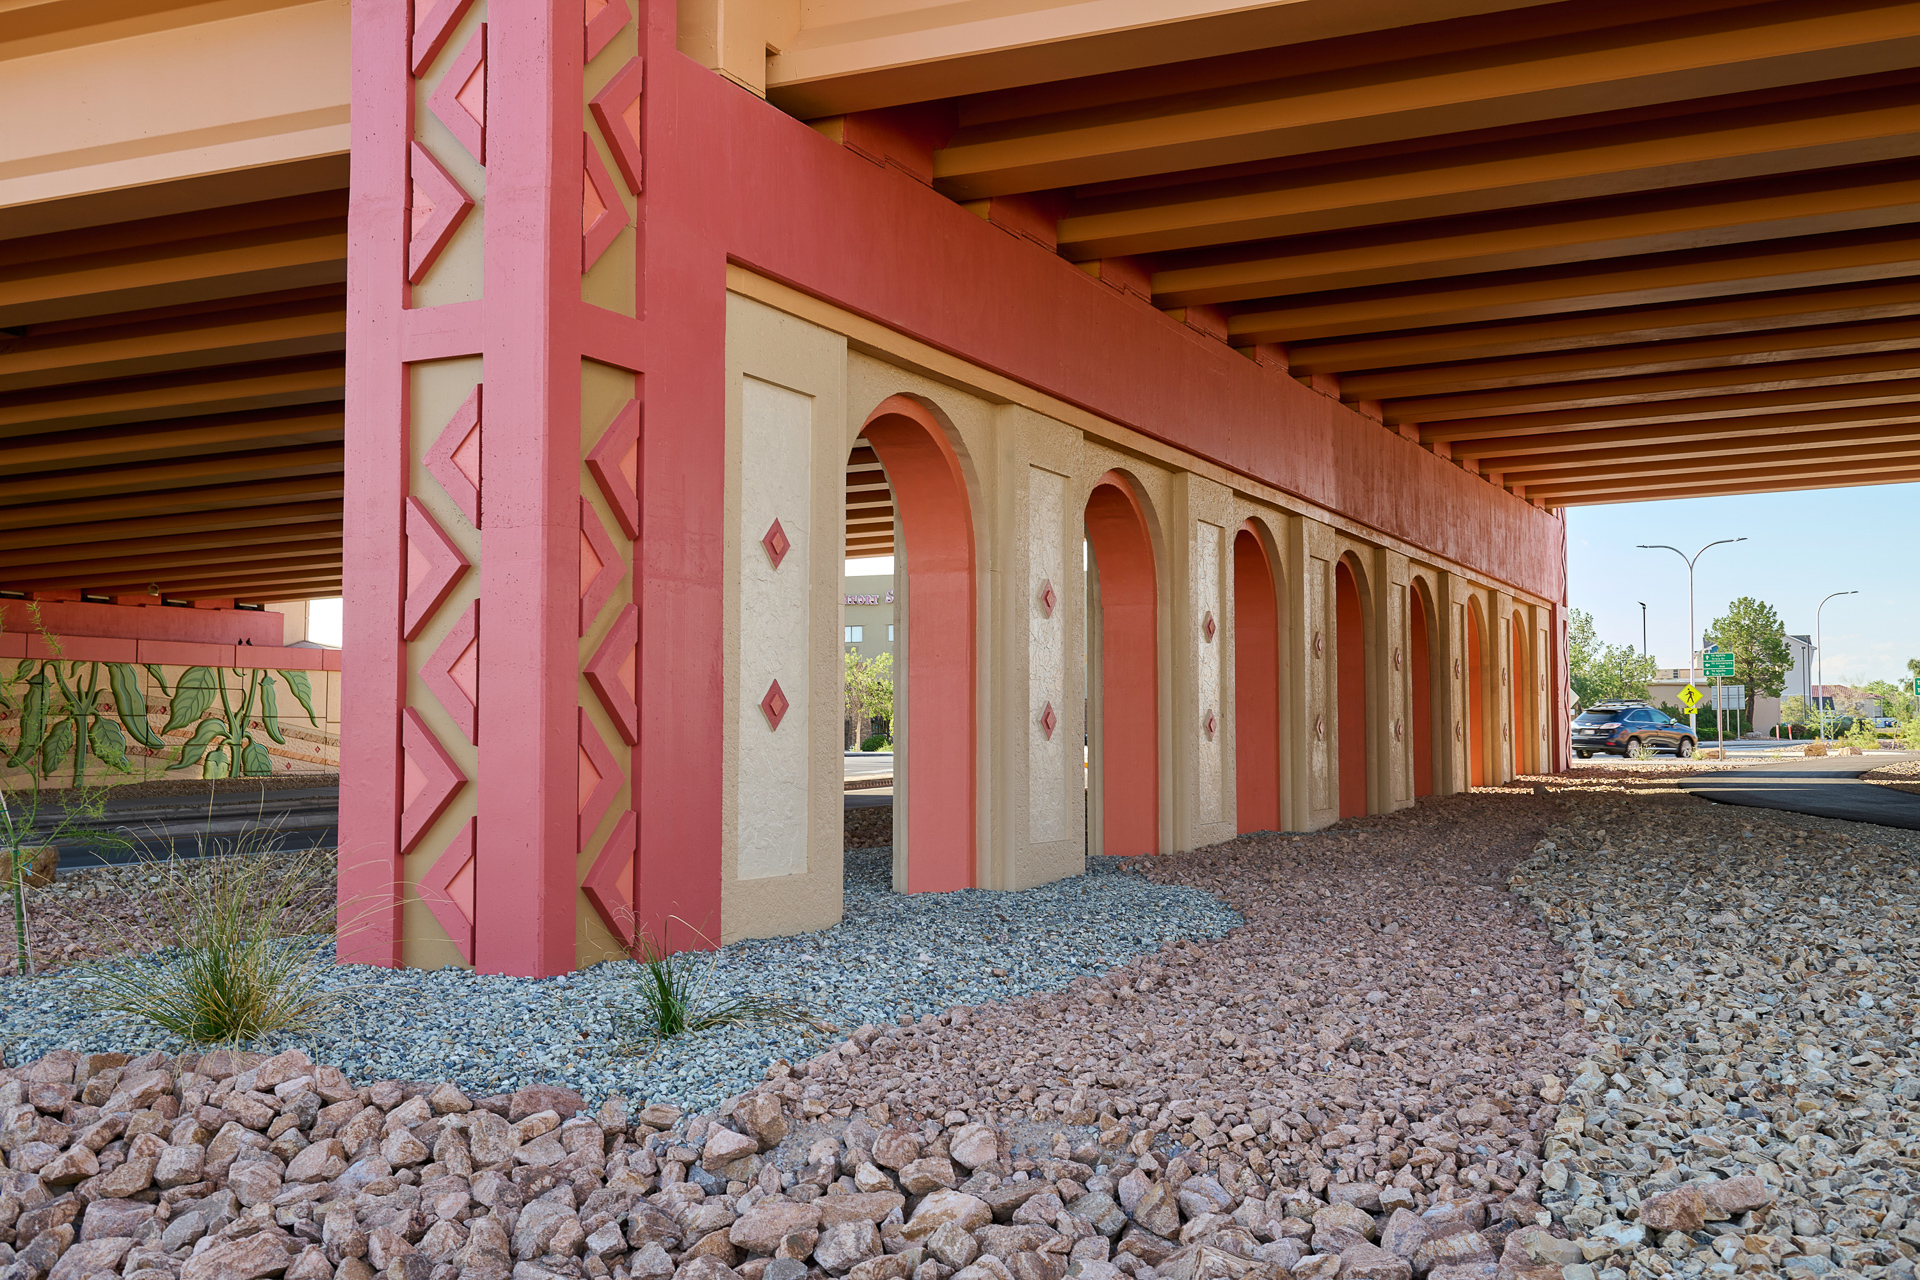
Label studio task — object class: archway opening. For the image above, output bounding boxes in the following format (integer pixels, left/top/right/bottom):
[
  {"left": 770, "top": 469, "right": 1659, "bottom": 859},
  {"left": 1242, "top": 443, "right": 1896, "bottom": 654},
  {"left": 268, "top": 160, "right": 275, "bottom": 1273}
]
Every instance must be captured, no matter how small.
[
  {"left": 1233, "top": 526, "right": 1280, "bottom": 833},
  {"left": 860, "top": 397, "right": 975, "bottom": 892},
  {"left": 1334, "top": 556, "right": 1368, "bottom": 820},
  {"left": 1084, "top": 475, "right": 1157, "bottom": 856},
  {"left": 1467, "top": 601, "right": 1487, "bottom": 788},
  {"left": 1410, "top": 580, "right": 1435, "bottom": 798},
  {"left": 1511, "top": 614, "right": 1531, "bottom": 776}
]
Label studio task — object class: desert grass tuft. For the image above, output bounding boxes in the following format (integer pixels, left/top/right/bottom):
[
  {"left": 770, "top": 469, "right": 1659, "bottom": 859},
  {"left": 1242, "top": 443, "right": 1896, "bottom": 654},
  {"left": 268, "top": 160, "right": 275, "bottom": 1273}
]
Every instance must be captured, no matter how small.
[
  {"left": 615, "top": 921, "right": 834, "bottom": 1050},
  {"left": 76, "top": 826, "right": 340, "bottom": 1044}
]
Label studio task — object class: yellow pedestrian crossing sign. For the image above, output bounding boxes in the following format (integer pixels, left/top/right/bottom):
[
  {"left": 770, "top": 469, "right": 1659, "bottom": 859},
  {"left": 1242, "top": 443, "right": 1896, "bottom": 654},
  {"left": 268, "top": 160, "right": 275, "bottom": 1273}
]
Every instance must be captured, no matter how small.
[{"left": 1678, "top": 683, "right": 1704, "bottom": 712}]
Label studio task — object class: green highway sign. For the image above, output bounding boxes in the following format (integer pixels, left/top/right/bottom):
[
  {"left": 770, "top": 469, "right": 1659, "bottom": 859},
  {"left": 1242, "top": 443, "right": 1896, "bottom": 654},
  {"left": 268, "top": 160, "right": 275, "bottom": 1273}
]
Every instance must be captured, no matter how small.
[{"left": 1704, "top": 652, "right": 1736, "bottom": 678}]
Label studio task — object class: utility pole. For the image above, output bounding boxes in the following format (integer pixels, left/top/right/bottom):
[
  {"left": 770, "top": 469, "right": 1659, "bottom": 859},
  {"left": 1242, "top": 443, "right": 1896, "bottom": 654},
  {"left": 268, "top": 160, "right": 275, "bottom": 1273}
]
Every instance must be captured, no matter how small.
[
  {"left": 1814, "top": 590, "right": 1859, "bottom": 741},
  {"left": 1639, "top": 538, "right": 1747, "bottom": 745},
  {"left": 1638, "top": 602, "right": 1647, "bottom": 657}
]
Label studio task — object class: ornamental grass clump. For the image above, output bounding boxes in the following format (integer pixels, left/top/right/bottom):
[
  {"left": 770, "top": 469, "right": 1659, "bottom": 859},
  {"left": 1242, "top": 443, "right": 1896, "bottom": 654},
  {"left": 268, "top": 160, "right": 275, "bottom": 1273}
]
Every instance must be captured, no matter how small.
[
  {"left": 78, "top": 829, "right": 340, "bottom": 1044},
  {"left": 614, "top": 921, "right": 833, "bottom": 1050}
]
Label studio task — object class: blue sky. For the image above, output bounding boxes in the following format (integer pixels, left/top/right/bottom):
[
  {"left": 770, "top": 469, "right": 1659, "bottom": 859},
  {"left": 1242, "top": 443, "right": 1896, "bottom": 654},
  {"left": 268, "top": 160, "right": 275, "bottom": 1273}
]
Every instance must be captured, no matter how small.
[{"left": 1566, "top": 483, "right": 1920, "bottom": 685}]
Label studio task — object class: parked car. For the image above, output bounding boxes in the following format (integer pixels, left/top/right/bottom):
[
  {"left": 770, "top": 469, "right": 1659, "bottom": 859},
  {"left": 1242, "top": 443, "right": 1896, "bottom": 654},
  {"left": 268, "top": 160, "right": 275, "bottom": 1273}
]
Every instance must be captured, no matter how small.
[{"left": 1571, "top": 701, "right": 1697, "bottom": 759}]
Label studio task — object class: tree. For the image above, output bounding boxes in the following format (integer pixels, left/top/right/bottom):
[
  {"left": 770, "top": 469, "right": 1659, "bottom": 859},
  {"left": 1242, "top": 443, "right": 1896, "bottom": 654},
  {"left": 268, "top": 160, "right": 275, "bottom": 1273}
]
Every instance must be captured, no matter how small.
[
  {"left": 1704, "top": 597, "right": 1792, "bottom": 727},
  {"left": 1778, "top": 695, "right": 1812, "bottom": 728},
  {"left": 843, "top": 650, "right": 894, "bottom": 746},
  {"left": 1567, "top": 609, "right": 1656, "bottom": 707}
]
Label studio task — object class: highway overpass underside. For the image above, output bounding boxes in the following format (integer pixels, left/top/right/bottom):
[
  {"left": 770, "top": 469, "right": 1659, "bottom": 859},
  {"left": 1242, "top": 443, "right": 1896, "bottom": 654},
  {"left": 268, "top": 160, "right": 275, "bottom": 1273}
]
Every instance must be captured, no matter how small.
[{"left": 1, "top": 0, "right": 1913, "bottom": 974}]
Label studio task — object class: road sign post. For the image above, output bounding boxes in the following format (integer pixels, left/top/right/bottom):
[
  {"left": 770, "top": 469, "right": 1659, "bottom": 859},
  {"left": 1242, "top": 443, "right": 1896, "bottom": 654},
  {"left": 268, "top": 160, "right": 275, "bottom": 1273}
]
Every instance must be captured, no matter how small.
[{"left": 1703, "top": 650, "right": 1736, "bottom": 748}]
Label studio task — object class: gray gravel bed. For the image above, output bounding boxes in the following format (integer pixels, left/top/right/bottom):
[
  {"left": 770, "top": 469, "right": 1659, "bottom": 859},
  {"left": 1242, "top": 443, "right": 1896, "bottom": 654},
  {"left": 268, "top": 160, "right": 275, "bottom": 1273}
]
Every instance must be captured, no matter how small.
[{"left": 0, "top": 848, "right": 1237, "bottom": 1114}]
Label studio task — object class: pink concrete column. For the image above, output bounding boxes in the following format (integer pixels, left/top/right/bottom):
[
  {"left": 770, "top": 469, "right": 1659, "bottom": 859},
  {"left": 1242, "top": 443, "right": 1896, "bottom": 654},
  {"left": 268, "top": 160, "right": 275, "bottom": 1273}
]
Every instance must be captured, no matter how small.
[{"left": 342, "top": 0, "right": 711, "bottom": 975}]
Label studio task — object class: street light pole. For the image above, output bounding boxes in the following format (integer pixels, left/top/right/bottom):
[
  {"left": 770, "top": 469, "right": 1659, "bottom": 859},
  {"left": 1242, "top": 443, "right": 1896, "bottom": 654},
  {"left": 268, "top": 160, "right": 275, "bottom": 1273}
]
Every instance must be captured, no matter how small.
[
  {"left": 1638, "top": 538, "right": 1747, "bottom": 744},
  {"left": 1638, "top": 602, "right": 1647, "bottom": 657},
  {"left": 1814, "top": 590, "right": 1859, "bottom": 741}
]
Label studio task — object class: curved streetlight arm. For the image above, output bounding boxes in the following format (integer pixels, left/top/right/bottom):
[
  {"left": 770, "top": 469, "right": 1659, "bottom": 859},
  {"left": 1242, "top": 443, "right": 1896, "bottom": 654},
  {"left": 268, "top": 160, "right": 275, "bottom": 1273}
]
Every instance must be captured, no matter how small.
[
  {"left": 1813, "top": 589, "right": 1860, "bottom": 741},
  {"left": 1637, "top": 538, "right": 1747, "bottom": 740}
]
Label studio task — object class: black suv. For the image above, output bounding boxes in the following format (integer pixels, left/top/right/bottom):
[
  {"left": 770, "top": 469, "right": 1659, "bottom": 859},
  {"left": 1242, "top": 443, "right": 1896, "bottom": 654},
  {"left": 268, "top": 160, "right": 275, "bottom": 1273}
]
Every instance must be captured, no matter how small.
[{"left": 1571, "top": 701, "right": 1697, "bottom": 759}]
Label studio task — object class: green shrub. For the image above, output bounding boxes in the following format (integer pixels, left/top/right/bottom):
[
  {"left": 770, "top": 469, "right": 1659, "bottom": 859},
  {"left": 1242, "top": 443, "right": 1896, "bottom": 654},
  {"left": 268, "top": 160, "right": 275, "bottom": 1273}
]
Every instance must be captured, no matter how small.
[
  {"left": 614, "top": 924, "right": 832, "bottom": 1049},
  {"left": 76, "top": 832, "right": 340, "bottom": 1043},
  {"left": 859, "top": 734, "right": 891, "bottom": 752}
]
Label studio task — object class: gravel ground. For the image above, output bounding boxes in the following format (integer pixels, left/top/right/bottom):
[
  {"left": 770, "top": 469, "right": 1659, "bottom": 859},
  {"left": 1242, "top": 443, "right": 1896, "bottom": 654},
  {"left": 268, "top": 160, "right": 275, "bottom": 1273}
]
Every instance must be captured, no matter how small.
[
  {"left": 1864, "top": 759, "right": 1920, "bottom": 797},
  {"left": 1509, "top": 785, "right": 1920, "bottom": 1280},
  {"left": 845, "top": 805, "right": 893, "bottom": 850},
  {"left": 0, "top": 850, "right": 1237, "bottom": 1115}
]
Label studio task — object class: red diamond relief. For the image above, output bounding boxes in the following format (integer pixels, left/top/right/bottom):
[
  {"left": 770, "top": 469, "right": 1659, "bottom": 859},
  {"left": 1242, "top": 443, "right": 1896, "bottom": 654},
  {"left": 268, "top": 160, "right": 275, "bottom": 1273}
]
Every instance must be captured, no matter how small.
[
  {"left": 1040, "top": 701, "right": 1057, "bottom": 740},
  {"left": 423, "top": 386, "right": 481, "bottom": 528},
  {"left": 585, "top": 604, "right": 640, "bottom": 745},
  {"left": 585, "top": 398, "right": 641, "bottom": 539},
  {"left": 400, "top": 708, "right": 466, "bottom": 855},
  {"left": 1039, "top": 578, "right": 1056, "bottom": 617},
  {"left": 587, "top": 58, "right": 645, "bottom": 195},
  {"left": 582, "top": 809, "right": 638, "bottom": 949},
  {"left": 420, "top": 600, "right": 479, "bottom": 744},
  {"left": 760, "top": 680, "right": 789, "bottom": 731},
  {"left": 577, "top": 707, "right": 622, "bottom": 851},
  {"left": 761, "top": 518, "right": 791, "bottom": 569},
  {"left": 411, "top": 0, "right": 477, "bottom": 75},
  {"left": 584, "top": 0, "right": 631, "bottom": 61},
  {"left": 417, "top": 819, "right": 476, "bottom": 964},
  {"left": 582, "top": 134, "right": 629, "bottom": 271},
  {"left": 402, "top": 497, "right": 468, "bottom": 641},
  {"left": 1204, "top": 708, "right": 1217, "bottom": 740},
  {"left": 407, "top": 143, "right": 474, "bottom": 285},
  {"left": 1202, "top": 611, "right": 1216, "bottom": 642},
  {"left": 426, "top": 25, "right": 486, "bottom": 163},
  {"left": 578, "top": 496, "right": 627, "bottom": 634}
]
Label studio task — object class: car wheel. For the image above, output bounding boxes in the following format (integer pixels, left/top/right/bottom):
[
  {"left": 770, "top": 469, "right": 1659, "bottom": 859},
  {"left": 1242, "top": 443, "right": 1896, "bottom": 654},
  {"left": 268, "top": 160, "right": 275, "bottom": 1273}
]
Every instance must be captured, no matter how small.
[
  {"left": 1678, "top": 737, "right": 1695, "bottom": 758},
  {"left": 1576, "top": 749, "right": 1592, "bottom": 759},
  {"left": 1625, "top": 736, "right": 1643, "bottom": 758}
]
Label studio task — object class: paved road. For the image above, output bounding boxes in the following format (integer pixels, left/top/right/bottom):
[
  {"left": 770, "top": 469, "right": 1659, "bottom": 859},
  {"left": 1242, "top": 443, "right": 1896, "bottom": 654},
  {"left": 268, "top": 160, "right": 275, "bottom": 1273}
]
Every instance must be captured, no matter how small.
[
  {"left": 844, "top": 752, "right": 893, "bottom": 779},
  {"left": 34, "top": 785, "right": 339, "bottom": 868},
  {"left": 1678, "top": 751, "right": 1920, "bottom": 831}
]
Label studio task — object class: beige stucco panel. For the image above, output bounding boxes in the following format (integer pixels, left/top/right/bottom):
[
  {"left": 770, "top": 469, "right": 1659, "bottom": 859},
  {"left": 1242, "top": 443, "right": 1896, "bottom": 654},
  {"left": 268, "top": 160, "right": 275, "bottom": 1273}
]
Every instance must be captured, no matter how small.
[{"left": 722, "top": 293, "right": 846, "bottom": 942}]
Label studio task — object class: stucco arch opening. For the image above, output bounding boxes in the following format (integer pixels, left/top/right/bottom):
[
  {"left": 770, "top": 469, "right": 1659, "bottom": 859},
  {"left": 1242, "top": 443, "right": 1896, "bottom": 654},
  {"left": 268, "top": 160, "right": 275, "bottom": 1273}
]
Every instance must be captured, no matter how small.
[
  {"left": 1409, "top": 576, "right": 1439, "bottom": 799},
  {"left": 1233, "top": 522, "right": 1283, "bottom": 834},
  {"left": 858, "top": 394, "right": 976, "bottom": 892},
  {"left": 1084, "top": 471, "right": 1160, "bottom": 857},
  {"left": 1333, "top": 553, "right": 1371, "bottom": 820},
  {"left": 1466, "top": 596, "right": 1489, "bottom": 789}
]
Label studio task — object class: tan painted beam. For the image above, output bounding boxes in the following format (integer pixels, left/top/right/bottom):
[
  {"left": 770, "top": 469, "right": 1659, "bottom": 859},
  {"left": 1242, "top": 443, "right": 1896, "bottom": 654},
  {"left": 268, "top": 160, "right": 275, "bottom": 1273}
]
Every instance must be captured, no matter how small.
[
  {"left": 1387, "top": 349, "right": 1920, "bottom": 423},
  {"left": 0, "top": 537, "right": 344, "bottom": 586},
  {"left": 0, "top": 474, "right": 345, "bottom": 532},
  {"left": 1528, "top": 453, "right": 1920, "bottom": 502},
  {"left": 1497, "top": 431, "right": 1920, "bottom": 486},
  {"left": 1283, "top": 279, "right": 1920, "bottom": 372},
  {"left": 932, "top": 3, "right": 1920, "bottom": 198},
  {"left": 0, "top": 407, "right": 342, "bottom": 475},
  {"left": 0, "top": 521, "right": 344, "bottom": 571},
  {"left": 1149, "top": 166, "right": 1920, "bottom": 306},
  {"left": 0, "top": 294, "right": 345, "bottom": 394},
  {"left": 1422, "top": 376, "right": 1920, "bottom": 441},
  {"left": 0, "top": 500, "right": 342, "bottom": 552},
  {"left": 3, "top": 444, "right": 343, "bottom": 506},
  {"left": 0, "top": 355, "right": 342, "bottom": 438},
  {"left": 1335, "top": 314, "right": 1920, "bottom": 399},
  {"left": 1056, "top": 81, "right": 1920, "bottom": 259},
  {"left": 1551, "top": 465, "right": 1920, "bottom": 505},
  {"left": 1440, "top": 404, "right": 1920, "bottom": 461},
  {"left": 1226, "top": 228, "right": 1920, "bottom": 344}
]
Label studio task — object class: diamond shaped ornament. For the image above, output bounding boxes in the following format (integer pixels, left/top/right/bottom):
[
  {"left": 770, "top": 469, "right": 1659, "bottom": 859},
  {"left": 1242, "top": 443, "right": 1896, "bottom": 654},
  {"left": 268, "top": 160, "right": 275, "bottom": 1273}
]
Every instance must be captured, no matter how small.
[
  {"left": 1204, "top": 708, "right": 1217, "bottom": 740},
  {"left": 1040, "top": 701, "right": 1057, "bottom": 740},
  {"left": 1039, "top": 578, "right": 1056, "bottom": 617},
  {"left": 761, "top": 518, "right": 791, "bottom": 569},
  {"left": 760, "top": 680, "right": 789, "bottom": 730},
  {"left": 1203, "top": 611, "right": 1216, "bottom": 642}
]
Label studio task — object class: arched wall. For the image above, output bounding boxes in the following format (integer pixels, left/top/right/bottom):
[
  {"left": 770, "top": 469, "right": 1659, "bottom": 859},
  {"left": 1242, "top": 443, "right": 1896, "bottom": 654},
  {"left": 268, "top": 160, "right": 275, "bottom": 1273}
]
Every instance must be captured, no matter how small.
[
  {"left": 1333, "top": 554, "right": 1369, "bottom": 820},
  {"left": 862, "top": 394, "right": 977, "bottom": 892},
  {"left": 1510, "top": 611, "right": 1531, "bottom": 777},
  {"left": 1233, "top": 524, "right": 1281, "bottom": 833},
  {"left": 1409, "top": 578, "right": 1435, "bottom": 798},
  {"left": 1085, "top": 472, "right": 1160, "bottom": 856}
]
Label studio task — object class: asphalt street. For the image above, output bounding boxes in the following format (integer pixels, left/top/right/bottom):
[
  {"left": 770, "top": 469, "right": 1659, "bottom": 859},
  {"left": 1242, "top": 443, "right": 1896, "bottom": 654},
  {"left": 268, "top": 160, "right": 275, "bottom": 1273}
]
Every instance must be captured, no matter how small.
[{"left": 1678, "top": 750, "right": 1920, "bottom": 831}]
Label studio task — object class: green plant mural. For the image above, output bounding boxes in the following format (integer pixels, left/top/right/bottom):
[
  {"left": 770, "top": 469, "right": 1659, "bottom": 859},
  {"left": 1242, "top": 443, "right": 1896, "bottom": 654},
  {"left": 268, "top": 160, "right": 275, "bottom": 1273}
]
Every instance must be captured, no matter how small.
[
  {"left": 162, "top": 666, "right": 319, "bottom": 778},
  {"left": 3, "top": 660, "right": 163, "bottom": 788},
  {"left": 2, "top": 661, "right": 320, "bottom": 784}
]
